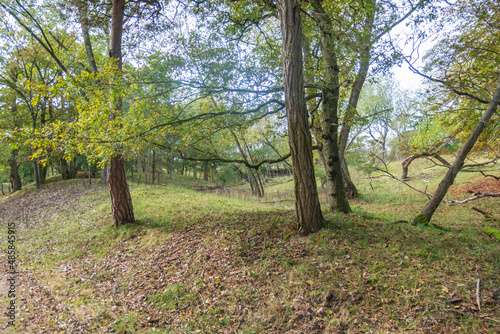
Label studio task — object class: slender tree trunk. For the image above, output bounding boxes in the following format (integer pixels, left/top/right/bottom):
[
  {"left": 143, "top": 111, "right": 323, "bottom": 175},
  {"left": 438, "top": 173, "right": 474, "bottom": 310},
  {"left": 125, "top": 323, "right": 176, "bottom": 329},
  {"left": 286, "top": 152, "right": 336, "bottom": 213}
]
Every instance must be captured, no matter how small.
[
  {"left": 131, "top": 161, "right": 134, "bottom": 182},
  {"left": 418, "top": 74, "right": 500, "bottom": 223},
  {"left": 256, "top": 171, "right": 265, "bottom": 196},
  {"left": 101, "top": 164, "right": 108, "bottom": 184},
  {"left": 277, "top": 0, "right": 324, "bottom": 234},
  {"left": 79, "top": 3, "right": 98, "bottom": 74},
  {"left": 108, "top": 0, "right": 135, "bottom": 226},
  {"left": 88, "top": 161, "right": 92, "bottom": 185},
  {"left": 9, "top": 149, "right": 22, "bottom": 192},
  {"left": 152, "top": 149, "right": 156, "bottom": 184},
  {"left": 338, "top": 1, "right": 375, "bottom": 199},
  {"left": 310, "top": 0, "right": 351, "bottom": 213},
  {"left": 193, "top": 165, "right": 197, "bottom": 179}
]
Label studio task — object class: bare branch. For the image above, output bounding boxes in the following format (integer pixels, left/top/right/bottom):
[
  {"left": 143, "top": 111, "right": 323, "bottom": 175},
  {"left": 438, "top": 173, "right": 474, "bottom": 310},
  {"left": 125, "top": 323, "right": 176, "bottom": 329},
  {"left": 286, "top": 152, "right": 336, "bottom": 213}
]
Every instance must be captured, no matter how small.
[{"left": 445, "top": 192, "right": 500, "bottom": 205}]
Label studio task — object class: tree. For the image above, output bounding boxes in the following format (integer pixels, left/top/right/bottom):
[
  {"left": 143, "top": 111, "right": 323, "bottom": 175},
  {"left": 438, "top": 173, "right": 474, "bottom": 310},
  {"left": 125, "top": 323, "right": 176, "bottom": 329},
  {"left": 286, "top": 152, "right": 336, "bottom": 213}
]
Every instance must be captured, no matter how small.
[
  {"left": 411, "top": 0, "right": 500, "bottom": 223},
  {"left": 105, "top": 0, "right": 135, "bottom": 226},
  {"left": 277, "top": 0, "right": 324, "bottom": 234},
  {"left": 304, "top": 0, "right": 428, "bottom": 207}
]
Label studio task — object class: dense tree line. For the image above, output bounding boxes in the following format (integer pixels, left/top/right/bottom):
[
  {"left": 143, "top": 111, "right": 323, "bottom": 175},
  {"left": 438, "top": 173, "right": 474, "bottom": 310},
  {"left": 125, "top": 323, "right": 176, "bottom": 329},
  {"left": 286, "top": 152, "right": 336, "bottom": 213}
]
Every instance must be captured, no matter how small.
[{"left": 0, "top": 0, "right": 498, "bottom": 232}]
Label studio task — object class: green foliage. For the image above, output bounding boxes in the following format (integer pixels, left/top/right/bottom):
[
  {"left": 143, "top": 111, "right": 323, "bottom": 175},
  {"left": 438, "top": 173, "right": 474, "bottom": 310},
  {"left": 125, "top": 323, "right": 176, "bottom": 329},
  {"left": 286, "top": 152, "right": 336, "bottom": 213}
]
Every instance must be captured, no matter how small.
[
  {"left": 483, "top": 227, "right": 500, "bottom": 242},
  {"left": 18, "top": 162, "right": 34, "bottom": 183},
  {"left": 216, "top": 164, "right": 239, "bottom": 185}
]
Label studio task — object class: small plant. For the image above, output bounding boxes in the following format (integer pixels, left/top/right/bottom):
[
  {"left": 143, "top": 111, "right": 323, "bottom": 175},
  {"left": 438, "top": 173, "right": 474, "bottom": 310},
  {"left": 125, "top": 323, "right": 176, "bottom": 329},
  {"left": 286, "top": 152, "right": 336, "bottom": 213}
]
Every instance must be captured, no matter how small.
[
  {"left": 147, "top": 284, "right": 198, "bottom": 310},
  {"left": 112, "top": 312, "right": 138, "bottom": 333}
]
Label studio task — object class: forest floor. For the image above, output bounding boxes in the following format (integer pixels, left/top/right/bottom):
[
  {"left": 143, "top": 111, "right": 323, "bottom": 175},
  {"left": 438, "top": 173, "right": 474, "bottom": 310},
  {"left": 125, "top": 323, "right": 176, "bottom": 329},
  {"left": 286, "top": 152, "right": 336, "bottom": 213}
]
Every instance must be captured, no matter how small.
[{"left": 0, "top": 159, "right": 499, "bottom": 333}]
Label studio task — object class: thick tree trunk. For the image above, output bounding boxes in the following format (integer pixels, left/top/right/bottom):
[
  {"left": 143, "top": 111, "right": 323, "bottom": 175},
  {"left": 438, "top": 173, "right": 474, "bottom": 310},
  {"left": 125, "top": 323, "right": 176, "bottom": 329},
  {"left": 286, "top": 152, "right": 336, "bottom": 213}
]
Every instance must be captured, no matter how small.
[
  {"left": 108, "top": 156, "right": 135, "bottom": 226},
  {"left": 418, "top": 74, "right": 500, "bottom": 223},
  {"left": 108, "top": 0, "right": 135, "bottom": 226},
  {"left": 33, "top": 160, "right": 42, "bottom": 189},
  {"left": 41, "top": 165, "right": 47, "bottom": 183},
  {"left": 310, "top": 0, "right": 351, "bottom": 213},
  {"left": 277, "top": 0, "right": 324, "bottom": 234},
  {"left": 8, "top": 149, "right": 22, "bottom": 192},
  {"left": 61, "top": 158, "right": 69, "bottom": 180}
]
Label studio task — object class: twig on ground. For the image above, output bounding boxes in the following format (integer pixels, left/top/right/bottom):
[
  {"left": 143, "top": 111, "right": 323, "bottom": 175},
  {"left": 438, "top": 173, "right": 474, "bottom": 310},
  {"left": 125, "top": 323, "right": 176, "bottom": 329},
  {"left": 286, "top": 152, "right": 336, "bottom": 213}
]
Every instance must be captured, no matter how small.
[
  {"left": 445, "top": 192, "right": 500, "bottom": 205},
  {"left": 471, "top": 207, "right": 500, "bottom": 222},
  {"left": 476, "top": 279, "right": 482, "bottom": 312}
]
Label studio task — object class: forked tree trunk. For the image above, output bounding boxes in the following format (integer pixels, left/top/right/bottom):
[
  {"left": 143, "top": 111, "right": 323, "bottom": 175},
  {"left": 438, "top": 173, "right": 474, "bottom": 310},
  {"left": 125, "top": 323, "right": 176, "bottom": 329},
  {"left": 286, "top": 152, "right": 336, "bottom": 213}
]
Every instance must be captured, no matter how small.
[
  {"left": 310, "top": 0, "right": 351, "bottom": 213},
  {"left": 418, "top": 74, "right": 500, "bottom": 223},
  {"left": 277, "top": 0, "right": 324, "bottom": 234},
  {"left": 108, "top": 0, "right": 135, "bottom": 226}
]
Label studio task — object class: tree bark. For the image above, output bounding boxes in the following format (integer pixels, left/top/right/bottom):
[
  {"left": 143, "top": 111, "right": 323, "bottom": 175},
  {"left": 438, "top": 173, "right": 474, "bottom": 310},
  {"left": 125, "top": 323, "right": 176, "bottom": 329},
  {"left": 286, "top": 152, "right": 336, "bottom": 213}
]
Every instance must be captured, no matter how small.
[
  {"left": 277, "top": 0, "right": 324, "bottom": 234},
  {"left": 8, "top": 149, "right": 22, "bottom": 192},
  {"left": 108, "top": 0, "right": 135, "bottom": 226},
  {"left": 310, "top": 0, "right": 351, "bottom": 213},
  {"left": 108, "top": 156, "right": 135, "bottom": 226},
  {"left": 33, "top": 159, "right": 42, "bottom": 189},
  {"left": 419, "top": 74, "right": 500, "bottom": 223}
]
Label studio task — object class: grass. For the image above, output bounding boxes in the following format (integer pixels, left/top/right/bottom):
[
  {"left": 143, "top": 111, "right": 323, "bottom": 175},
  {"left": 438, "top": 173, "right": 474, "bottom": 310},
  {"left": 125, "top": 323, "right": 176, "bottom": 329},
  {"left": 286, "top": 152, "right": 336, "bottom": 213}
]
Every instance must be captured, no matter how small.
[{"left": 0, "top": 158, "right": 498, "bottom": 333}]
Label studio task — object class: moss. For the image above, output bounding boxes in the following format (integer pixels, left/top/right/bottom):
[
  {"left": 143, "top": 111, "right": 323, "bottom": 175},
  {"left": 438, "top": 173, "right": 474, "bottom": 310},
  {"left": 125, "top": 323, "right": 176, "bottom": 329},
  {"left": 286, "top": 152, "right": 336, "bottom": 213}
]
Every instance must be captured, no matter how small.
[
  {"left": 413, "top": 214, "right": 430, "bottom": 226},
  {"left": 483, "top": 227, "right": 500, "bottom": 241}
]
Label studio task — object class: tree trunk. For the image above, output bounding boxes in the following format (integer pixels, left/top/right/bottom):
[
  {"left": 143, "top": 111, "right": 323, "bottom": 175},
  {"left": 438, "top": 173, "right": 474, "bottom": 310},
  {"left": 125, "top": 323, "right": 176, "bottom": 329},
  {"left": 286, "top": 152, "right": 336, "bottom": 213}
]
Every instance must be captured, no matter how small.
[
  {"left": 338, "top": 1, "right": 375, "bottom": 199},
  {"left": 418, "top": 74, "right": 500, "bottom": 223},
  {"left": 310, "top": 0, "right": 351, "bottom": 213},
  {"left": 341, "top": 158, "right": 358, "bottom": 199},
  {"left": 33, "top": 160, "right": 42, "bottom": 189},
  {"left": 61, "top": 158, "right": 69, "bottom": 180},
  {"left": 8, "top": 149, "right": 22, "bottom": 192},
  {"left": 108, "top": 0, "right": 135, "bottom": 226},
  {"left": 193, "top": 165, "right": 197, "bottom": 179},
  {"left": 277, "top": 0, "right": 324, "bottom": 234},
  {"left": 152, "top": 149, "right": 156, "bottom": 184},
  {"left": 108, "top": 156, "right": 135, "bottom": 227},
  {"left": 101, "top": 164, "right": 108, "bottom": 184}
]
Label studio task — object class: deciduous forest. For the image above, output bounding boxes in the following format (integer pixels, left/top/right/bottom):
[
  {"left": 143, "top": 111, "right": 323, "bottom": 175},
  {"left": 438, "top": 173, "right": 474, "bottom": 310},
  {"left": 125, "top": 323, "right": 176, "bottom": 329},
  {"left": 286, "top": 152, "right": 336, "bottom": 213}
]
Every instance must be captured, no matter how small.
[{"left": 0, "top": 0, "right": 499, "bottom": 332}]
